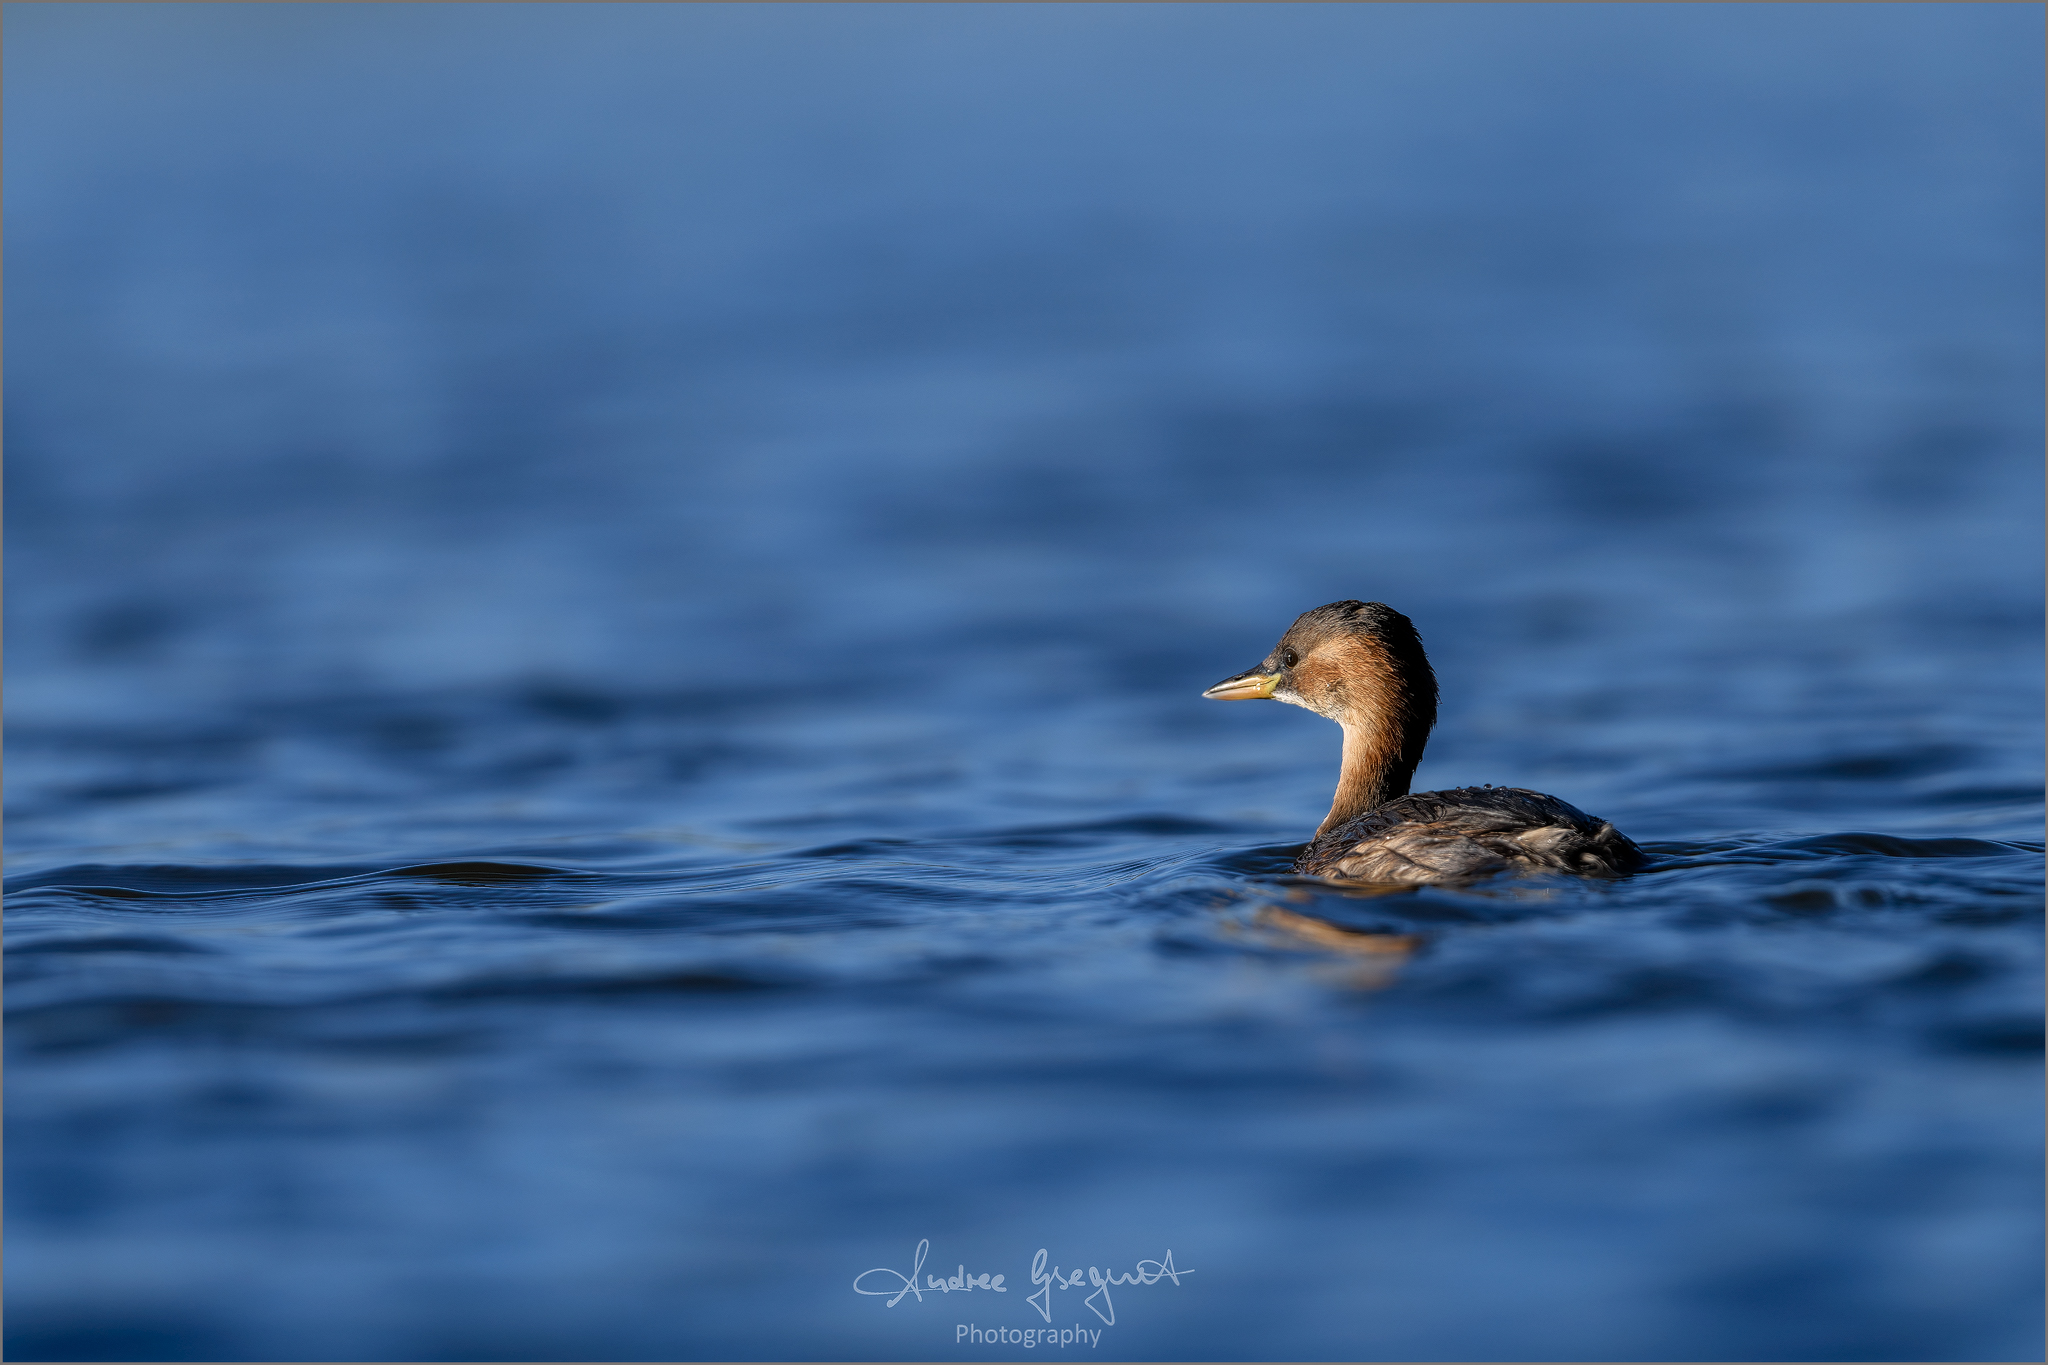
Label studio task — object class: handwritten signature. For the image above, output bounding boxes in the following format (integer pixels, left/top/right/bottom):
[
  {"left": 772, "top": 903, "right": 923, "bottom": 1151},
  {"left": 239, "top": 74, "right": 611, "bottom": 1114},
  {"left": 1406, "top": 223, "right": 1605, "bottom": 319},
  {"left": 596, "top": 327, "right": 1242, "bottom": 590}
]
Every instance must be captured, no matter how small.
[
  {"left": 1027, "top": 1247, "right": 1190, "bottom": 1325},
  {"left": 853, "top": 1240, "right": 1007, "bottom": 1307},
  {"left": 853, "top": 1240, "right": 1191, "bottom": 1328}
]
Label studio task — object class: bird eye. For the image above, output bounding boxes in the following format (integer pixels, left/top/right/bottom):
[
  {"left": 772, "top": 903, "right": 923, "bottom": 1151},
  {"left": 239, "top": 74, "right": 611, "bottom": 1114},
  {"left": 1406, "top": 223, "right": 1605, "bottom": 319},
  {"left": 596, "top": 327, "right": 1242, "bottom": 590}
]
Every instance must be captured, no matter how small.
[{"left": 1280, "top": 648, "right": 1299, "bottom": 669}]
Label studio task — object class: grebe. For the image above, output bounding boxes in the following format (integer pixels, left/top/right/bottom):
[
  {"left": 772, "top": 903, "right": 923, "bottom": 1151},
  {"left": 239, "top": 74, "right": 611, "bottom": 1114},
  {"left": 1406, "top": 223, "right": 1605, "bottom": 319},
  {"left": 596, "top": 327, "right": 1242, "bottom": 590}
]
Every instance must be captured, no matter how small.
[{"left": 1204, "top": 600, "right": 1643, "bottom": 882}]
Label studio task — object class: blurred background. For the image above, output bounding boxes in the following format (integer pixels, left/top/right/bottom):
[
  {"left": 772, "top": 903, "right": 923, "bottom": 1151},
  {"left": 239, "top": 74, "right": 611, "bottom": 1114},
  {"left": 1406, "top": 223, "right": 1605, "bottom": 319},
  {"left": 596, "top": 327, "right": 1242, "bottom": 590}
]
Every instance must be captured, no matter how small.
[
  {"left": 10, "top": 2, "right": 2042, "bottom": 728},
  {"left": 6, "top": 4, "right": 2043, "bottom": 1362}
]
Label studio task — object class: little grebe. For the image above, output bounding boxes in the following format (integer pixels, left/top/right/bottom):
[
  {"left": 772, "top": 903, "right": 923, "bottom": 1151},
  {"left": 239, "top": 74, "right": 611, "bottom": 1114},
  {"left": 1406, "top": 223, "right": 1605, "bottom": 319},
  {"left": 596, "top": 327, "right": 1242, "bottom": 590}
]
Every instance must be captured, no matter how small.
[{"left": 1204, "top": 600, "right": 1643, "bottom": 881}]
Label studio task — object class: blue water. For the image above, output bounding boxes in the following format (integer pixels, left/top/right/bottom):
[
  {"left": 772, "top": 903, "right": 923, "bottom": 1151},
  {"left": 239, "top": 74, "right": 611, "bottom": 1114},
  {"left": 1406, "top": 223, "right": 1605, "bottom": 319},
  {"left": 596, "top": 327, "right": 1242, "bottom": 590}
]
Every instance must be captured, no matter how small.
[{"left": 6, "top": 5, "right": 2044, "bottom": 1360}]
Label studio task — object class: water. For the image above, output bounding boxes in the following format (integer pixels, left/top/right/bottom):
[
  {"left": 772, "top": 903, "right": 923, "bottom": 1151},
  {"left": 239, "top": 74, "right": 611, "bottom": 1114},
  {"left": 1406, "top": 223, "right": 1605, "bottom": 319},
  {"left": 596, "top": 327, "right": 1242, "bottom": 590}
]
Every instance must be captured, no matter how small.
[{"left": 6, "top": 6, "right": 2043, "bottom": 1360}]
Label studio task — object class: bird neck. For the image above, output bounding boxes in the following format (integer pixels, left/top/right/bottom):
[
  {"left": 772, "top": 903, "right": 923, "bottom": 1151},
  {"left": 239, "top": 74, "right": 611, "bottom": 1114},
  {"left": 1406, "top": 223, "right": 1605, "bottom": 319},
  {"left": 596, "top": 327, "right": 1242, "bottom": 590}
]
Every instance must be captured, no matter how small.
[{"left": 1315, "top": 719, "right": 1415, "bottom": 838}]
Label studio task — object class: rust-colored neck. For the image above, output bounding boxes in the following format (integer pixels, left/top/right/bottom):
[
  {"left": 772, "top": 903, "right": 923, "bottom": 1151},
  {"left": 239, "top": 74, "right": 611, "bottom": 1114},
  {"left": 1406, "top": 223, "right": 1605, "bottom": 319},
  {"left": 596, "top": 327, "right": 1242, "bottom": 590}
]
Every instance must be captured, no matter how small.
[
  {"left": 1302, "top": 631, "right": 1436, "bottom": 838},
  {"left": 1316, "top": 719, "right": 1412, "bottom": 837}
]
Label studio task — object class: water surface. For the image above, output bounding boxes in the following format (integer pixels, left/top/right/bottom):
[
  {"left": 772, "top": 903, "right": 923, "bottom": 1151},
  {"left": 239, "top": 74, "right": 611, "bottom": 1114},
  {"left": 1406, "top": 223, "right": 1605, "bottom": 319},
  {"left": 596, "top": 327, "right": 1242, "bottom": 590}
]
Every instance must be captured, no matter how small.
[{"left": 6, "top": 6, "right": 2043, "bottom": 1360}]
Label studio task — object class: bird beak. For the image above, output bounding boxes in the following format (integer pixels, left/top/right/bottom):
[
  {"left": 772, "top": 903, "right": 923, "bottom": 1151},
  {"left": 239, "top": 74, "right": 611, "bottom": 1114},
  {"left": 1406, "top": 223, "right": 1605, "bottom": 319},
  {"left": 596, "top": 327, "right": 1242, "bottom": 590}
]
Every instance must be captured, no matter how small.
[{"left": 1203, "top": 668, "right": 1280, "bottom": 700}]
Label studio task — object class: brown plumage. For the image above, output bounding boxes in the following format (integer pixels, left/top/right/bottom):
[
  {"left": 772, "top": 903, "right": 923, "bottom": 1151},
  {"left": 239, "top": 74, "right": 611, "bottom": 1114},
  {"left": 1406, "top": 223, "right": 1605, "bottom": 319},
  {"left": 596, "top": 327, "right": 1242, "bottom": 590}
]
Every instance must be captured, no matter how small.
[{"left": 1203, "top": 601, "right": 1643, "bottom": 883}]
